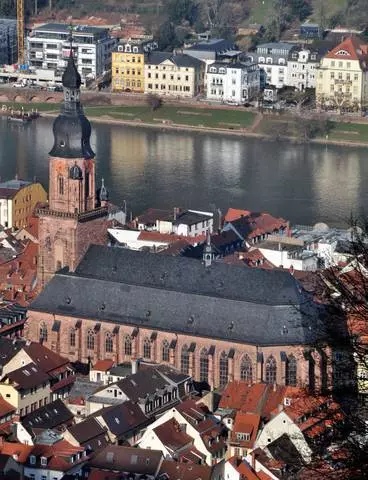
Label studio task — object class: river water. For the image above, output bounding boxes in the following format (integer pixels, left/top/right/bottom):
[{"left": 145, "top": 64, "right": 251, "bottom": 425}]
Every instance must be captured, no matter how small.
[{"left": 0, "top": 116, "right": 367, "bottom": 226}]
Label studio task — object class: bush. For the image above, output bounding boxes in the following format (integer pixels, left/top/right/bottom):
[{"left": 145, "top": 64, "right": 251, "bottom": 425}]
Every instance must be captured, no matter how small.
[{"left": 146, "top": 94, "right": 163, "bottom": 111}]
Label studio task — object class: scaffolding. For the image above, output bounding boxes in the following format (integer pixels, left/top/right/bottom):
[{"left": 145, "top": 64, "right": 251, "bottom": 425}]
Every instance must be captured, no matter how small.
[{"left": 17, "top": 0, "right": 24, "bottom": 64}]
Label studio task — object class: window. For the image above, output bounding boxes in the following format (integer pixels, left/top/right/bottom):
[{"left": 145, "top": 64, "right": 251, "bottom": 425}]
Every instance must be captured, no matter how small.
[
  {"left": 69, "top": 329, "right": 76, "bottom": 348},
  {"left": 265, "top": 355, "right": 277, "bottom": 384},
  {"left": 41, "top": 456, "right": 47, "bottom": 466},
  {"left": 39, "top": 322, "right": 48, "bottom": 342},
  {"left": 240, "top": 355, "right": 253, "bottom": 382},
  {"left": 143, "top": 337, "right": 151, "bottom": 359},
  {"left": 58, "top": 176, "right": 64, "bottom": 195},
  {"left": 30, "top": 455, "right": 36, "bottom": 465},
  {"left": 219, "top": 351, "right": 228, "bottom": 387},
  {"left": 330, "top": 72, "right": 335, "bottom": 79},
  {"left": 162, "top": 339, "right": 170, "bottom": 362},
  {"left": 87, "top": 330, "right": 95, "bottom": 351},
  {"left": 286, "top": 355, "right": 297, "bottom": 386},
  {"left": 124, "top": 335, "right": 132, "bottom": 356},
  {"left": 181, "top": 344, "right": 190, "bottom": 375},
  {"left": 105, "top": 332, "right": 113, "bottom": 353}
]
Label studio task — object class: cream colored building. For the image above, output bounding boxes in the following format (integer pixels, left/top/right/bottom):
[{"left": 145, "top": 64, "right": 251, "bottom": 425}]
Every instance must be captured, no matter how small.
[
  {"left": 0, "top": 363, "right": 50, "bottom": 417},
  {"left": 316, "top": 36, "right": 368, "bottom": 111},
  {"left": 144, "top": 52, "right": 204, "bottom": 98}
]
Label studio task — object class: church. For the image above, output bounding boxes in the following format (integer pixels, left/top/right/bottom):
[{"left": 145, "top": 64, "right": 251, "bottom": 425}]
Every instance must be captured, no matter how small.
[{"left": 27, "top": 50, "right": 330, "bottom": 391}]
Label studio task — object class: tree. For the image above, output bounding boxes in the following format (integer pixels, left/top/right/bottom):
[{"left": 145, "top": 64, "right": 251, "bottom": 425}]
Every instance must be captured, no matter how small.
[
  {"left": 146, "top": 94, "right": 162, "bottom": 111},
  {"left": 155, "top": 21, "right": 177, "bottom": 51},
  {"left": 166, "top": 0, "right": 198, "bottom": 26}
]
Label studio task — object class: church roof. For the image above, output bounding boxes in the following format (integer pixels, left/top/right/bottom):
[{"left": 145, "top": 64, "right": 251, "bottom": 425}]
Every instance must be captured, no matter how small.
[
  {"left": 62, "top": 51, "right": 82, "bottom": 89},
  {"left": 30, "top": 246, "right": 324, "bottom": 347}
]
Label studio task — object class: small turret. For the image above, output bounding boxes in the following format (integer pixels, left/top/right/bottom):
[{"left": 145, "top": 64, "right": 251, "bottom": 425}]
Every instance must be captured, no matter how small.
[
  {"left": 97, "top": 178, "right": 109, "bottom": 207},
  {"left": 203, "top": 230, "right": 214, "bottom": 267}
]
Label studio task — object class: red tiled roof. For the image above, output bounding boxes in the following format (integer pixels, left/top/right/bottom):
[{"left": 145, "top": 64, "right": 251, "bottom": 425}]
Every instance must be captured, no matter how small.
[
  {"left": 159, "top": 459, "right": 212, "bottom": 480},
  {"left": 0, "top": 396, "right": 16, "bottom": 418},
  {"left": 92, "top": 359, "right": 114, "bottom": 372},
  {"left": 231, "top": 412, "right": 261, "bottom": 448},
  {"left": 139, "top": 230, "right": 205, "bottom": 245},
  {"left": 23, "top": 341, "right": 70, "bottom": 375},
  {"left": 219, "top": 382, "right": 267, "bottom": 412},
  {"left": 228, "top": 457, "right": 263, "bottom": 480},
  {"left": 154, "top": 418, "right": 193, "bottom": 451},
  {"left": 325, "top": 36, "right": 368, "bottom": 64},
  {"left": 224, "top": 208, "right": 251, "bottom": 222},
  {"left": 0, "top": 442, "right": 33, "bottom": 463}
]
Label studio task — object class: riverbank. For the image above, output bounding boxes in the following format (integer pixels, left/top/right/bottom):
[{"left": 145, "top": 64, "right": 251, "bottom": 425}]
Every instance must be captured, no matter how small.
[{"left": 3, "top": 101, "right": 368, "bottom": 148}]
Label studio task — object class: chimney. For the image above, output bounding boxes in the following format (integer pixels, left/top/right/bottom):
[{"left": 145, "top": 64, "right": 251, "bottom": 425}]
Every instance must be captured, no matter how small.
[
  {"left": 173, "top": 207, "right": 177, "bottom": 221},
  {"left": 273, "top": 382, "right": 277, "bottom": 392}
]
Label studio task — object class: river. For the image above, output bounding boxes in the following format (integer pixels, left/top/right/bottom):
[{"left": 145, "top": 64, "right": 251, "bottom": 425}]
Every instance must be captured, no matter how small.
[{"left": 0, "top": 116, "right": 367, "bottom": 226}]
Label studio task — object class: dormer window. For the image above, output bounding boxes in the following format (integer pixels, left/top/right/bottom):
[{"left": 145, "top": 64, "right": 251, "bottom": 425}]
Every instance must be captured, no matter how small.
[
  {"left": 236, "top": 432, "right": 250, "bottom": 441},
  {"left": 125, "top": 45, "right": 131, "bottom": 53},
  {"left": 209, "top": 67, "right": 216, "bottom": 73},
  {"left": 336, "top": 50, "right": 350, "bottom": 56},
  {"left": 219, "top": 68, "right": 226, "bottom": 73},
  {"left": 41, "top": 456, "right": 47, "bottom": 466},
  {"left": 133, "top": 46, "right": 138, "bottom": 53},
  {"left": 30, "top": 455, "right": 36, "bottom": 465}
]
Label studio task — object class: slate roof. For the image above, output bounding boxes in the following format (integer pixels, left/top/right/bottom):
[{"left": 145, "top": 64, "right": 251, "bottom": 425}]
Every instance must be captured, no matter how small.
[
  {"left": 0, "top": 337, "right": 24, "bottom": 366},
  {"left": 146, "top": 51, "right": 172, "bottom": 65},
  {"left": 4, "top": 363, "right": 49, "bottom": 390},
  {"left": 90, "top": 445, "right": 163, "bottom": 474},
  {"left": 22, "top": 399, "right": 74, "bottom": 433},
  {"left": 67, "top": 417, "right": 107, "bottom": 444},
  {"left": 185, "top": 39, "right": 236, "bottom": 52},
  {"left": 115, "top": 365, "right": 189, "bottom": 402},
  {"left": 30, "top": 246, "right": 323, "bottom": 346},
  {"left": 95, "top": 401, "right": 150, "bottom": 438}
]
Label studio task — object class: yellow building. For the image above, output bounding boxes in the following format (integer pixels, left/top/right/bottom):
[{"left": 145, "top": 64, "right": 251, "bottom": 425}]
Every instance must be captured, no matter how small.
[
  {"left": 0, "top": 178, "right": 47, "bottom": 229},
  {"left": 144, "top": 52, "right": 204, "bottom": 98},
  {"left": 0, "top": 363, "right": 50, "bottom": 417},
  {"left": 316, "top": 36, "right": 368, "bottom": 111},
  {"left": 112, "top": 39, "right": 157, "bottom": 93}
]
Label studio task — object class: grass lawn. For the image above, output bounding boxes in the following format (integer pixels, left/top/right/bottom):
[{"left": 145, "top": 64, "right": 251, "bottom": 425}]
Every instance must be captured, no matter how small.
[
  {"left": 1, "top": 102, "right": 61, "bottom": 112},
  {"left": 84, "top": 105, "right": 256, "bottom": 130},
  {"left": 325, "top": 121, "right": 368, "bottom": 143}
]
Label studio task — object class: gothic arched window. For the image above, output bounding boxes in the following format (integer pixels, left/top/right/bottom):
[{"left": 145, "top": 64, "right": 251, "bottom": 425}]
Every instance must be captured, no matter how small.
[
  {"left": 219, "top": 351, "right": 229, "bottom": 388},
  {"left": 162, "top": 340, "right": 170, "bottom": 362},
  {"left": 39, "top": 323, "right": 48, "bottom": 342},
  {"left": 87, "top": 330, "right": 95, "bottom": 351},
  {"left": 58, "top": 176, "right": 64, "bottom": 195},
  {"left": 286, "top": 354, "right": 297, "bottom": 386},
  {"left": 265, "top": 355, "right": 277, "bottom": 384},
  {"left": 69, "top": 329, "right": 76, "bottom": 348},
  {"left": 105, "top": 332, "right": 113, "bottom": 353},
  {"left": 200, "top": 348, "right": 209, "bottom": 383},
  {"left": 181, "top": 345, "right": 190, "bottom": 375},
  {"left": 240, "top": 354, "right": 253, "bottom": 382},
  {"left": 143, "top": 337, "right": 151, "bottom": 359},
  {"left": 124, "top": 336, "right": 132, "bottom": 356}
]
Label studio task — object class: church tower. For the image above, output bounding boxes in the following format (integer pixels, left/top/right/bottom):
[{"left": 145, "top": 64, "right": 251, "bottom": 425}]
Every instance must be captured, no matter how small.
[{"left": 37, "top": 48, "right": 109, "bottom": 287}]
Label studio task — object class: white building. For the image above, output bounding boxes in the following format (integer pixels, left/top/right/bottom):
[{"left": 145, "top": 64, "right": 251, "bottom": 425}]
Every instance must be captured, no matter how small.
[
  {"left": 27, "top": 23, "right": 117, "bottom": 80},
  {"left": 206, "top": 61, "right": 260, "bottom": 103},
  {"left": 249, "top": 42, "right": 299, "bottom": 89},
  {"left": 256, "top": 237, "right": 318, "bottom": 271},
  {"left": 287, "top": 48, "right": 321, "bottom": 91}
]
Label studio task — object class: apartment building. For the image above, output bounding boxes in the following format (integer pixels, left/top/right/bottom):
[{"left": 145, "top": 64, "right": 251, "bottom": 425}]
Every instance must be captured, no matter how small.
[
  {"left": 144, "top": 52, "right": 204, "bottom": 98},
  {"left": 27, "top": 23, "right": 117, "bottom": 80},
  {"left": 112, "top": 38, "right": 157, "bottom": 92},
  {"left": 206, "top": 60, "right": 260, "bottom": 103},
  {"left": 316, "top": 36, "right": 368, "bottom": 110},
  {"left": 249, "top": 42, "right": 299, "bottom": 89},
  {"left": 0, "top": 178, "right": 47, "bottom": 229},
  {"left": 287, "top": 47, "right": 323, "bottom": 91}
]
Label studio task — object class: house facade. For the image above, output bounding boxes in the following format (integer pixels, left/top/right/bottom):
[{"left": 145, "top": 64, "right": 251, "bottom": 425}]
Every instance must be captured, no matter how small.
[
  {"left": 249, "top": 42, "right": 298, "bottom": 89},
  {"left": 111, "top": 39, "right": 157, "bottom": 93},
  {"left": 316, "top": 36, "right": 368, "bottom": 110},
  {"left": 27, "top": 23, "right": 117, "bottom": 80},
  {"left": 206, "top": 61, "right": 260, "bottom": 103},
  {"left": 287, "top": 48, "right": 321, "bottom": 90},
  {"left": 144, "top": 52, "right": 204, "bottom": 98},
  {"left": 0, "top": 179, "right": 47, "bottom": 230}
]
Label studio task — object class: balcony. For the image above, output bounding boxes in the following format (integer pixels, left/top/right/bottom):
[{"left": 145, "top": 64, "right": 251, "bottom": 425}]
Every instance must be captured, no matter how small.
[
  {"left": 334, "top": 79, "right": 352, "bottom": 85},
  {"left": 36, "top": 206, "right": 108, "bottom": 222}
]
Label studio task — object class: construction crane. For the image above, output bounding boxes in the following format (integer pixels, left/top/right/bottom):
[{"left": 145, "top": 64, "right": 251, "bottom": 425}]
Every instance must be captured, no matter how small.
[{"left": 17, "top": 0, "right": 25, "bottom": 65}]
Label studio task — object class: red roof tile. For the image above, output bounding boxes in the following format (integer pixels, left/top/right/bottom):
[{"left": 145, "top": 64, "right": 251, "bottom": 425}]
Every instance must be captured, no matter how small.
[
  {"left": 92, "top": 359, "right": 114, "bottom": 372},
  {"left": 0, "top": 442, "right": 33, "bottom": 463},
  {"left": 0, "top": 396, "right": 16, "bottom": 418},
  {"left": 325, "top": 36, "right": 368, "bottom": 65},
  {"left": 154, "top": 418, "right": 193, "bottom": 451},
  {"left": 231, "top": 412, "right": 261, "bottom": 448},
  {"left": 224, "top": 208, "right": 251, "bottom": 222}
]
